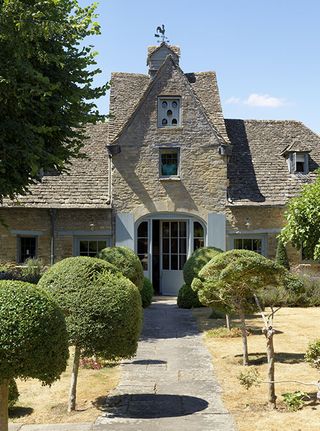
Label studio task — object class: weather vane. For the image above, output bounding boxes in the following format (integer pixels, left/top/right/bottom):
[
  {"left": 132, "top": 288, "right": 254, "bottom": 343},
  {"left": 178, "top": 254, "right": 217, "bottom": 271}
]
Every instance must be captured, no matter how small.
[{"left": 154, "top": 25, "right": 170, "bottom": 43}]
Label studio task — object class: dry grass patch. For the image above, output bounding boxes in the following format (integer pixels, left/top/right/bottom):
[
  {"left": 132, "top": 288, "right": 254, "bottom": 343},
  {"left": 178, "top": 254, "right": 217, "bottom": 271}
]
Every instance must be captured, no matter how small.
[
  {"left": 193, "top": 307, "right": 320, "bottom": 431},
  {"left": 9, "top": 348, "right": 119, "bottom": 424}
]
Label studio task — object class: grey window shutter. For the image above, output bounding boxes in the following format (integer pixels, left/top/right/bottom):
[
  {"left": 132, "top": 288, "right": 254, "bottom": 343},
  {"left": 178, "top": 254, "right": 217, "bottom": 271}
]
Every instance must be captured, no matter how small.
[{"left": 304, "top": 153, "right": 309, "bottom": 174}]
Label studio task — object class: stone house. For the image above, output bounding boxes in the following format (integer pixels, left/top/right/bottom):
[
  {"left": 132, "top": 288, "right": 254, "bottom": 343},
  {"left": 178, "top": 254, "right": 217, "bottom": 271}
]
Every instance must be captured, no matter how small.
[{"left": 1, "top": 42, "right": 320, "bottom": 294}]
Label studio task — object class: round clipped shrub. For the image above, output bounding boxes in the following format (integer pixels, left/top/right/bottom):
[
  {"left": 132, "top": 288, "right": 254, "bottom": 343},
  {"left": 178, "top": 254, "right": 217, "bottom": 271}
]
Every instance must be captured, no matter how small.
[
  {"left": 141, "top": 277, "right": 154, "bottom": 308},
  {"left": 38, "top": 256, "right": 142, "bottom": 355},
  {"left": 183, "top": 247, "right": 222, "bottom": 286},
  {"left": 99, "top": 246, "right": 144, "bottom": 290},
  {"left": 177, "top": 284, "right": 202, "bottom": 309},
  {"left": 8, "top": 380, "right": 19, "bottom": 408},
  {"left": 0, "top": 280, "right": 69, "bottom": 384}
]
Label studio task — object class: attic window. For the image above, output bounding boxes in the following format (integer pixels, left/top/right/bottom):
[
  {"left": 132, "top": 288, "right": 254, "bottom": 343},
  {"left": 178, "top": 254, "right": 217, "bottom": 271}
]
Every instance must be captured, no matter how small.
[
  {"left": 158, "top": 97, "right": 181, "bottom": 128},
  {"left": 288, "top": 152, "right": 309, "bottom": 174}
]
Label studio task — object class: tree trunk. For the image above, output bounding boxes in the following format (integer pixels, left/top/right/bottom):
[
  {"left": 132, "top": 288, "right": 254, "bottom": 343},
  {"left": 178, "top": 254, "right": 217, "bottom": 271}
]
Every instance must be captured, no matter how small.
[
  {"left": 226, "top": 314, "right": 231, "bottom": 330},
  {"left": 68, "top": 345, "right": 81, "bottom": 413},
  {"left": 263, "top": 327, "right": 277, "bottom": 409},
  {"left": 0, "top": 380, "right": 9, "bottom": 431},
  {"left": 239, "top": 311, "right": 249, "bottom": 366}
]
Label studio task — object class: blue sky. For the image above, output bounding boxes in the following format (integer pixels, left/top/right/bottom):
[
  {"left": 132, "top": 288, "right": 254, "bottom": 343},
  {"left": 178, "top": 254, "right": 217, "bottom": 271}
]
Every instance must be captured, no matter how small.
[{"left": 79, "top": 0, "right": 320, "bottom": 134}]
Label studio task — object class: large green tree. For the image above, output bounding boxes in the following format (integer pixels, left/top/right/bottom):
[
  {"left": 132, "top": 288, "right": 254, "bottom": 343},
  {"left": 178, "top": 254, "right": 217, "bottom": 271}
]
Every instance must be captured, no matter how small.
[
  {"left": 0, "top": 0, "right": 107, "bottom": 200},
  {"left": 281, "top": 171, "right": 320, "bottom": 260}
]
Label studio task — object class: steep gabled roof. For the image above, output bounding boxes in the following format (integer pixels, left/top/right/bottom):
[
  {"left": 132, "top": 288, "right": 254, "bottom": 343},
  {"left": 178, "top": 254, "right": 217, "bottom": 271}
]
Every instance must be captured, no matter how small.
[
  {"left": 109, "top": 55, "right": 229, "bottom": 145},
  {"left": 226, "top": 119, "right": 320, "bottom": 206},
  {"left": 2, "top": 123, "right": 110, "bottom": 209}
]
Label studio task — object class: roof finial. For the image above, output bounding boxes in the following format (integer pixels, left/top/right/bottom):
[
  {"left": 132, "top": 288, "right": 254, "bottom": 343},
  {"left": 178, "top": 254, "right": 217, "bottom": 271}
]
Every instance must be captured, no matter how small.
[{"left": 154, "top": 25, "right": 170, "bottom": 44}]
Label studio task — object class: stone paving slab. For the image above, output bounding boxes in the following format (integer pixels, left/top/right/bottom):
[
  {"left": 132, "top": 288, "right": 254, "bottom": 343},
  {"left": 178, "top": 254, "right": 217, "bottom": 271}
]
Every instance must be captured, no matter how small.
[{"left": 95, "top": 299, "right": 237, "bottom": 431}]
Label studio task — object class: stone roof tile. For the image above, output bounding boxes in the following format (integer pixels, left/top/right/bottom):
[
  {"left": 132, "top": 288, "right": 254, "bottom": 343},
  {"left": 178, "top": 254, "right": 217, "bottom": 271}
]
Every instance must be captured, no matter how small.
[
  {"left": 2, "top": 123, "right": 110, "bottom": 209},
  {"left": 226, "top": 119, "right": 320, "bottom": 206}
]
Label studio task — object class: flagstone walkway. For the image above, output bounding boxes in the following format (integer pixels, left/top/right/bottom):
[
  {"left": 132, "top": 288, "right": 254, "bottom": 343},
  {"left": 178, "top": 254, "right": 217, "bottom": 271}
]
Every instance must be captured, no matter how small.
[{"left": 94, "top": 298, "right": 237, "bottom": 431}]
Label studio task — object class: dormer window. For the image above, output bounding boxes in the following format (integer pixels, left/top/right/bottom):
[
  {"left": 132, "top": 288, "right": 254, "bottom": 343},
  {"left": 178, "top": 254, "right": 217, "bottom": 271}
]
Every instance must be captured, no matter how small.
[
  {"left": 158, "top": 97, "right": 181, "bottom": 128},
  {"left": 288, "top": 152, "right": 309, "bottom": 174}
]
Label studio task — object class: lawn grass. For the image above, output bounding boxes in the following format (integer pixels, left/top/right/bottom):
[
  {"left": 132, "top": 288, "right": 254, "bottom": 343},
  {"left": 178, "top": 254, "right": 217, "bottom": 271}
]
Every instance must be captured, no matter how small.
[
  {"left": 9, "top": 348, "right": 119, "bottom": 424},
  {"left": 193, "top": 307, "right": 320, "bottom": 431}
]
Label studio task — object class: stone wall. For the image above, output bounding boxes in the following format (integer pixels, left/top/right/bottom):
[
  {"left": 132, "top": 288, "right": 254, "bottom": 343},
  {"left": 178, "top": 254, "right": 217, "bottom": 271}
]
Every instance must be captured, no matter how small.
[
  {"left": 0, "top": 208, "right": 112, "bottom": 264},
  {"left": 111, "top": 61, "right": 228, "bottom": 223}
]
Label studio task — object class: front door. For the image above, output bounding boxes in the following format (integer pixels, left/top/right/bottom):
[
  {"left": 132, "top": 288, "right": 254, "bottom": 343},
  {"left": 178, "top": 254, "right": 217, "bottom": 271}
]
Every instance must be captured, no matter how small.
[{"left": 160, "top": 220, "right": 187, "bottom": 295}]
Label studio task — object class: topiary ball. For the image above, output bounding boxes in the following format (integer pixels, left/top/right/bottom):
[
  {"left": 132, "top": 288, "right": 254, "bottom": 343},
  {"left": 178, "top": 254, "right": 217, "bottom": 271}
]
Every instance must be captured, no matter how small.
[
  {"left": 177, "top": 284, "right": 203, "bottom": 309},
  {"left": 141, "top": 277, "right": 154, "bottom": 308},
  {"left": 98, "top": 246, "right": 144, "bottom": 290},
  {"left": 0, "top": 280, "right": 69, "bottom": 385},
  {"left": 183, "top": 247, "right": 222, "bottom": 286},
  {"left": 38, "top": 256, "right": 143, "bottom": 358}
]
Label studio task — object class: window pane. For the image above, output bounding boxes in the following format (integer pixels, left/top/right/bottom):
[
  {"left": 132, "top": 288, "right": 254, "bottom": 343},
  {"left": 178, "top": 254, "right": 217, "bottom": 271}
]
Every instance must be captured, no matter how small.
[
  {"left": 80, "top": 241, "right": 88, "bottom": 255},
  {"left": 88, "top": 241, "right": 97, "bottom": 253},
  {"left": 171, "top": 222, "right": 178, "bottom": 238},
  {"left": 194, "top": 238, "right": 204, "bottom": 250},
  {"left": 171, "top": 238, "right": 178, "bottom": 253},
  {"left": 171, "top": 254, "right": 178, "bottom": 270},
  {"left": 138, "top": 221, "right": 148, "bottom": 238},
  {"left": 179, "top": 222, "right": 187, "bottom": 237},
  {"left": 163, "top": 254, "right": 169, "bottom": 270},
  {"left": 179, "top": 254, "right": 187, "bottom": 270},
  {"left": 163, "top": 238, "right": 169, "bottom": 253},
  {"left": 97, "top": 241, "right": 107, "bottom": 252},
  {"left": 20, "top": 237, "right": 37, "bottom": 262},
  {"left": 160, "top": 150, "right": 179, "bottom": 176},
  {"left": 243, "top": 239, "right": 252, "bottom": 250},
  {"left": 138, "top": 238, "right": 148, "bottom": 254},
  {"left": 162, "top": 222, "right": 169, "bottom": 237},
  {"left": 138, "top": 254, "right": 148, "bottom": 271},
  {"left": 252, "top": 239, "right": 262, "bottom": 253},
  {"left": 194, "top": 221, "right": 204, "bottom": 238},
  {"left": 234, "top": 239, "right": 243, "bottom": 249},
  {"left": 179, "top": 238, "right": 187, "bottom": 253}
]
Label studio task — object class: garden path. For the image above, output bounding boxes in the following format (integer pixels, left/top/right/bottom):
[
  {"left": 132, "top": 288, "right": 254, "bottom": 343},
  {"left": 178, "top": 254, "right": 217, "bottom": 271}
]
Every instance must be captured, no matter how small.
[{"left": 95, "top": 297, "right": 237, "bottom": 431}]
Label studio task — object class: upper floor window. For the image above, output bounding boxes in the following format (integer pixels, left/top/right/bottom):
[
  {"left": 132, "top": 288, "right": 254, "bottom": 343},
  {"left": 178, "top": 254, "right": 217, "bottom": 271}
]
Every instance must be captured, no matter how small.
[
  {"left": 288, "top": 152, "right": 309, "bottom": 174},
  {"left": 158, "top": 97, "right": 181, "bottom": 128},
  {"left": 159, "top": 148, "right": 180, "bottom": 178}
]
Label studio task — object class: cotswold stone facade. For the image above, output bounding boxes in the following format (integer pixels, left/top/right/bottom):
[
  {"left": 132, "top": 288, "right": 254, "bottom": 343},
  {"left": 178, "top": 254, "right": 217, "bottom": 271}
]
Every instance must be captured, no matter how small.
[{"left": 1, "top": 42, "right": 320, "bottom": 293}]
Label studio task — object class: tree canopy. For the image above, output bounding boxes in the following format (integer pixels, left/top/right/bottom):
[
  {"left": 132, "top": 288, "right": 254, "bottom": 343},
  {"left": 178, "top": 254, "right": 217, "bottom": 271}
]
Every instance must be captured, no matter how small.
[
  {"left": 0, "top": 0, "right": 107, "bottom": 199},
  {"left": 281, "top": 171, "right": 320, "bottom": 260}
]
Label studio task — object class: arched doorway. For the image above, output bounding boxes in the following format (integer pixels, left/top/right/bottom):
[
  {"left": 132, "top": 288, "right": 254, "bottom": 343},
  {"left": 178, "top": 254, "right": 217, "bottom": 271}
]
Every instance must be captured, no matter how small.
[{"left": 136, "top": 213, "right": 206, "bottom": 295}]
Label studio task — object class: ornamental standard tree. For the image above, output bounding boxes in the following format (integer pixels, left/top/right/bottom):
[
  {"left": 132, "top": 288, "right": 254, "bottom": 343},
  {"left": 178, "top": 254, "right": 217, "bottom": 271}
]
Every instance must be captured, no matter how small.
[
  {"left": 0, "top": 0, "right": 107, "bottom": 200},
  {"left": 38, "top": 257, "right": 143, "bottom": 412},
  {"left": 0, "top": 280, "right": 69, "bottom": 431},
  {"left": 281, "top": 171, "right": 320, "bottom": 260},
  {"left": 192, "top": 249, "right": 302, "bottom": 408}
]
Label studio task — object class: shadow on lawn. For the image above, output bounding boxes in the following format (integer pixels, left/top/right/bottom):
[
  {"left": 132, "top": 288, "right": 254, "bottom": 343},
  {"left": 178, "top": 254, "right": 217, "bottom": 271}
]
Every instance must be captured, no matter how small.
[
  {"left": 234, "top": 351, "right": 305, "bottom": 365},
  {"left": 9, "top": 406, "right": 33, "bottom": 419},
  {"left": 94, "top": 393, "right": 209, "bottom": 418}
]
